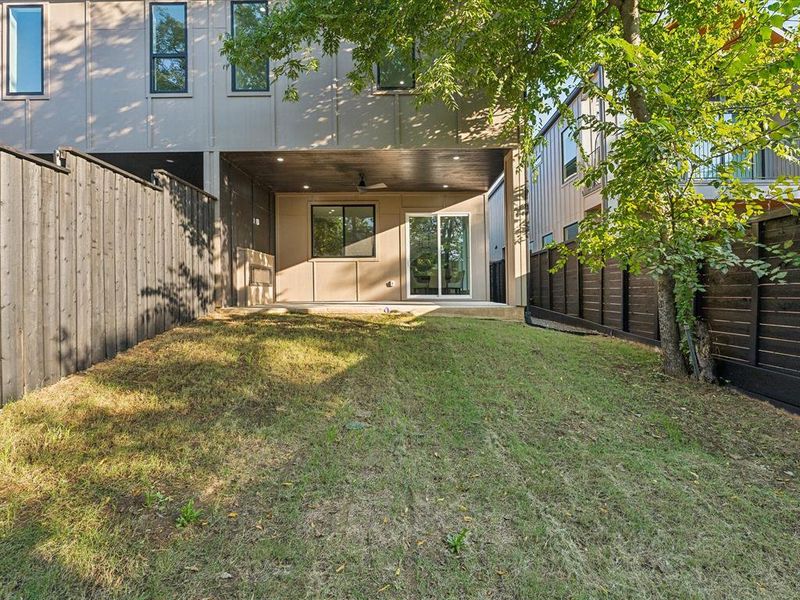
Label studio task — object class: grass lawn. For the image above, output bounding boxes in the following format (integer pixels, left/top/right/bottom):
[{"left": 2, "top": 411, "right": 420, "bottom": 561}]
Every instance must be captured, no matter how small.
[{"left": 1, "top": 313, "right": 798, "bottom": 599}]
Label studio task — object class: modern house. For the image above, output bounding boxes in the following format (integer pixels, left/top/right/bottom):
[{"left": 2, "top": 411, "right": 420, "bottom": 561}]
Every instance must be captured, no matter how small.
[{"left": 0, "top": 0, "right": 529, "bottom": 308}]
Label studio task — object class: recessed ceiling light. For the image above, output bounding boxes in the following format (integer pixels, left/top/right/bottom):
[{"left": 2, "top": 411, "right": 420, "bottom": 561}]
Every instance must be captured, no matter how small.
[
  {"left": 443, "top": 184, "right": 449, "bottom": 189},
  {"left": 453, "top": 156, "right": 461, "bottom": 161},
  {"left": 303, "top": 184, "right": 310, "bottom": 190},
  {"left": 276, "top": 157, "right": 285, "bottom": 162}
]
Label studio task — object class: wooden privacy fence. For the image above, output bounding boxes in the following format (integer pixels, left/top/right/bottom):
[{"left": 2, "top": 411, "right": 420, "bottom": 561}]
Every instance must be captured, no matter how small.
[
  {"left": 528, "top": 242, "right": 659, "bottom": 344},
  {"left": 489, "top": 259, "right": 506, "bottom": 304},
  {"left": 527, "top": 210, "right": 800, "bottom": 410},
  {"left": 700, "top": 211, "right": 800, "bottom": 409},
  {"left": 0, "top": 146, "right": 217, "bottom": 406}
]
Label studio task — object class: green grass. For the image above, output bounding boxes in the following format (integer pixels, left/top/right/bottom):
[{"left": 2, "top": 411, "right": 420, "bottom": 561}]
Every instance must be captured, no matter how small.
[{"left": 1, "top": 313, "right": 798, "bottom": 599}]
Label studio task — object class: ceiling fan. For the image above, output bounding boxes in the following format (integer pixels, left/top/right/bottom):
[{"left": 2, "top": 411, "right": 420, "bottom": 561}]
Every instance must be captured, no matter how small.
[{"left": 357, "top": 172, "right": 388, "bottom": 193}]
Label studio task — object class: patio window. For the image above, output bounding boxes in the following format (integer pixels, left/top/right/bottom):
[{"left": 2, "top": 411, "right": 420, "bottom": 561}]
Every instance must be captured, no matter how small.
[
  {"left": 6, "top": 5, "right": 44, "bottom": 95},
  {"left": 150, "top": 3, "right": 188, "bottom": 93},
  {"left": 231, "top": 1, "right": 269, "bottom": 92},
  {"left": 311, "top": 205, "right": 376, "bottom": 258},
  {"left": 377, "top": 45, "right": 415, "bottom": 90},
  {"left": 562, "top": 127, "right": 578, "bottom": 181}
]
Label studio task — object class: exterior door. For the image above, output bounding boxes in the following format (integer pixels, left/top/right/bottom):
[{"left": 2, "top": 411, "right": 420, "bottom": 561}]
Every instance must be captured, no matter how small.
[{"left": 407, "top": 213, "right": 470, "bottom": 298}]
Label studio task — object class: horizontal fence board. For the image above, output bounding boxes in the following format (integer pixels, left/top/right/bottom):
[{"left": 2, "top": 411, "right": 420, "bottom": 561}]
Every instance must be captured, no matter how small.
[{"left": 529, "top": 211, "right": 800, "bottom": 407}]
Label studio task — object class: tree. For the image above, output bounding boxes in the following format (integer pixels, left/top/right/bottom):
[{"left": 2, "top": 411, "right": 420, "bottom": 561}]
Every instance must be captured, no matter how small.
[{"left": 222, "top": 0, "right": 800, "bottom": 376}]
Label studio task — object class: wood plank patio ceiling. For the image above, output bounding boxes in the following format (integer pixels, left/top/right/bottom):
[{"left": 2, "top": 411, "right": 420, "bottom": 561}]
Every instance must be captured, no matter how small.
[{"left": 222, "top": 149, "right": 506, "bottom": 193}]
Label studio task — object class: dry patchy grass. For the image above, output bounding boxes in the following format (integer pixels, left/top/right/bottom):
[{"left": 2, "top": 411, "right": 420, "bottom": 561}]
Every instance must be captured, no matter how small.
[{"left": 0, "top": 312, "right": 798, "bottom": 599}]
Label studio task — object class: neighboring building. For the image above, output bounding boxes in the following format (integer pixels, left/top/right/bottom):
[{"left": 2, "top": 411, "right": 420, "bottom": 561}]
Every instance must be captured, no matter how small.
[
  {"left": 529, "top": 68, "right": 800, "bottom": 250},
  {"left": 0, "top": 0, "right": 529, "bottom": 306}
]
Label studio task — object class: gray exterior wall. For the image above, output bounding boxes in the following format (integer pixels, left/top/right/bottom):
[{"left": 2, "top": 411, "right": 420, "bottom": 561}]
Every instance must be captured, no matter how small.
[
  {"left": 529, "top": 91, "right": 600, "bottom": 251},
  {"left": 530, "top": 81, "right": 799, "bottom": 252},
  {"left": 0, "top": 0, "right": 511, "bottom": 159},
  {"left": 487, "top": 179, "right": 504, "bottom": 263}
]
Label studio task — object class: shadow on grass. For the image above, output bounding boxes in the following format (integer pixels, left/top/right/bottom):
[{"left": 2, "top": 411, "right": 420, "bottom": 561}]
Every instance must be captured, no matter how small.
[{"left": 0, "top": 312, "right": 417, "bottom": 597}]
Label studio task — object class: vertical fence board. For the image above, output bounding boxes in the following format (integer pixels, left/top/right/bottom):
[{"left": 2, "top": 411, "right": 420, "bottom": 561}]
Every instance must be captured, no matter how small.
[
  {"left": 0, "top": 154, "right": 24, "bottom": 402},
  {"left": 154, "top": 185, "right": 165, "bottom": 333},
  {"left": 41, "top": 167, "right": 60, "bottom": 385},
  {"left": 75, "top": 157, "right": 92, "bottom": 371},
  {"left": 146, "top": 187, "right": 156, "bottom": 338},
  {"left": 164, "top": 185, "right": 176, "bottom": 329},
  {"left": 22, "top": 161, "right": 44, "bottom": 392},
  {"left": 176, "top": 182, "right": 186, "bottom": 323},
  {"left": 90, "top": 162, "right": 105, "bottom": 364},
  {"left": 58, "top": 165, "right": 77, "bottom": 377},
  {"left": 114, "top": 173, "right": 128, "bottom": 352},
  {"left": 103, "top": 169, "right": 118, "bottom": 359},
  {"left": 136, "top": 183, "right": 147, "bottom": 342},
  {"left": 126, "top": 179, "right": 138, "bottom": 348},
  {"left": 190, "top": 189, "right": 199, "bottom": 319}
]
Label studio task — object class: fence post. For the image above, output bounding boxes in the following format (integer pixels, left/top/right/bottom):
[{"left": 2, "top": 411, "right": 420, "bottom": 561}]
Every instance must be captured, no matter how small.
[
  {"left": 599, "top": 266, "right": 605, "bottom": 325},
  {"left": 547, "top": 249, "right": 553, "bottom": 311},
  {"left": 622, "top": 269, "right": 630, "bottom": 332},
  {"left": 562, "top": 253, "right": 568, "bottom": 314}
]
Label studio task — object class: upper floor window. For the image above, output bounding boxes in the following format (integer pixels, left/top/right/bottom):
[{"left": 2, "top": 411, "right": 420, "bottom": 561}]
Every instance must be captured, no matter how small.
[
  {"left": 231, "top": 1, "right": 269, "bottom": 92},
  {"left": 150, "top": 3, "right": 187, "bottom": 93},
  {"left": 561, "top": 127, "right": 578, "bottom": 181},
  {"left": 564, "top": 222, "right": 579, "bottom": 242},
  {"left": 542, "top": 232, "right": 554, "bottom": 247},
  {"left": 7, "top": 5, "right": 44, "bottom": 95},
  {"left": 377, "top": 45, "right": 415, "bottom": 90}
]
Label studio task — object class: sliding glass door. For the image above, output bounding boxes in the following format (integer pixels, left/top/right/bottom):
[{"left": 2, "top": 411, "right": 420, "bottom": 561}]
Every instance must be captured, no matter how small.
[{"left": 407, "top": 213, "right": 470, "bottom": 298}]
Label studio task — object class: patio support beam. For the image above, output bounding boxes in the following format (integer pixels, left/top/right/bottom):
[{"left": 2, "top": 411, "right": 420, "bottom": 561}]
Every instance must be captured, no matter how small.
[{"left": 503, "top": 149, "right": 529, "bottom": 306}]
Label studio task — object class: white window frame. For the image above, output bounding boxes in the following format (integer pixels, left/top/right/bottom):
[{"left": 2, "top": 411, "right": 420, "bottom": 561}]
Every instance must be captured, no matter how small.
[{"left": 405, "top": 212, "right": 472, "bottom": 300}]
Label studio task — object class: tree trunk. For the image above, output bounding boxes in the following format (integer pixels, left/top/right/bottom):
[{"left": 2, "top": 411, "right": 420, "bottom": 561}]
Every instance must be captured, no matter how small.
[
  {"left": 615, "top": 0, "right": 686, "bottom": 376},
  {"left": 614, "top": 0, "right": 652, "bottom": 123},
  {"left": 656, "top": 271, "right": 688, "bottom": 377}
]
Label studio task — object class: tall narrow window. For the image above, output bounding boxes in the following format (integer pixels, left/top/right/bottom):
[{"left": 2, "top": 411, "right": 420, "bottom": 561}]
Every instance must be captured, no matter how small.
[
  {"left": 7, "top": 5, "right": 44, "bottom": 95},
  {"left": 377, "top": 45, "right": 415, "bottom": 90},
  {"left": 561, "top": 127, "right": 578, "bottom": 180},
  {"left": 150, "top": 3, "right": 187, "bottom": 93},
  {"left": 231, "top": 1, "right": 268, "bottom": 91}
]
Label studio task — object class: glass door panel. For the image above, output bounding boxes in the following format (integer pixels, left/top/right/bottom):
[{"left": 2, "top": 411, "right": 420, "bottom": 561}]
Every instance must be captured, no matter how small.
[
  {"left": 408, "top": 214, "right": 470, "bottom": 297},
  {"left": 409, "top": 216, "right": 439, "bottom": 296},
  {"left": 440, "top": 215, "right": 470, "bottom": 296}
]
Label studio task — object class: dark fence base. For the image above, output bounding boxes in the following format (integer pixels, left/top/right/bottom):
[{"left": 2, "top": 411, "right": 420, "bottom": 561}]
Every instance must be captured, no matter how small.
[
  {"left": 526, "top": 306, "right": 661, "bottom": 347},
  {"left": 489, "top": 259, "right": 506, "bottom": 304},
  {"left": 716, "top": 360, "right": 800, "bottom": 414}
]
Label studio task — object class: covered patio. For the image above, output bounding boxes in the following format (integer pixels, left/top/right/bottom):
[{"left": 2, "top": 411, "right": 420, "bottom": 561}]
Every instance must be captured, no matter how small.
[{"left": 216, "top": 148, "right": 528, "bottom": 308}]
